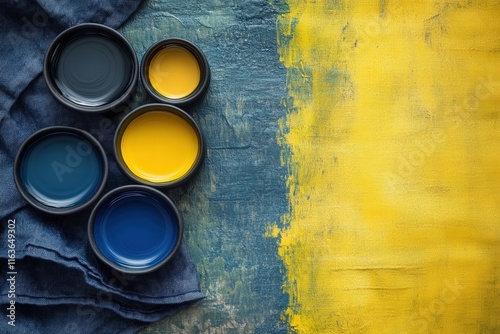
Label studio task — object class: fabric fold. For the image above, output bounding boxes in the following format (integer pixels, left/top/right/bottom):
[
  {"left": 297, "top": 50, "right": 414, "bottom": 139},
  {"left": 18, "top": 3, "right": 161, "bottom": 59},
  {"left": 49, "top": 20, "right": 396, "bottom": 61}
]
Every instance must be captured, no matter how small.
[{"left": 0, "top": 1, "right": 204, "bottom": 333}]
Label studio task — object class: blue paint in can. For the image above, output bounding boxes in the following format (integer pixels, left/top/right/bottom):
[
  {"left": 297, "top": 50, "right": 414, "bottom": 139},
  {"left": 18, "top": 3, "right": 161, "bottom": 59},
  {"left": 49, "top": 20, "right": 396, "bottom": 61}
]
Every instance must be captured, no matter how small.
[
  {"left": 19, "top": 131, "right": 105, "bottom": 208},
  {"left": 90, "top": 186, "right": 181, "bottom": 272}
]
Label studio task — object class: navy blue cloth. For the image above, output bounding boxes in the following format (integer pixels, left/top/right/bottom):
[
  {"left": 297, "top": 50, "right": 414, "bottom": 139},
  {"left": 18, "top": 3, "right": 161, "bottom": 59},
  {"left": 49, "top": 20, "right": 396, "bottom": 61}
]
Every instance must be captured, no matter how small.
[{"left": 0, "top": 1, "right": 204, "bottom": 333}]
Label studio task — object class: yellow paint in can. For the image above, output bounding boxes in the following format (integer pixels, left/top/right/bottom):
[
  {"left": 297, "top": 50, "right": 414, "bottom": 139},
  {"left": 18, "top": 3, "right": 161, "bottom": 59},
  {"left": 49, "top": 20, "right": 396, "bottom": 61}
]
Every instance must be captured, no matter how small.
[
  {"left": 148, "top": 46, "right": 201, "bottom": 99},
  {"left": 120, "top": 111, "right": 199, "bottom": 183}
]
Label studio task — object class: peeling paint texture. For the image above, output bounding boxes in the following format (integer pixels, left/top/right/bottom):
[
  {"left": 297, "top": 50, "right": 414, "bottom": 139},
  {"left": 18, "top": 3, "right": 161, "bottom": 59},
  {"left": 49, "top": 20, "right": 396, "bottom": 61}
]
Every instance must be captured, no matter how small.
[{"left": 276, "top": 0, "right": 500, "bottom": 333}]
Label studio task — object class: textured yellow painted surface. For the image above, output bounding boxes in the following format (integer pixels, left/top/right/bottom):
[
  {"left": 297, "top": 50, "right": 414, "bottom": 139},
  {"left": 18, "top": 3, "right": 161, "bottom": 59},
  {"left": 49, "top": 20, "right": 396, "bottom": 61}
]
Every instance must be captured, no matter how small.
[{"left": 276, "top": 0, "right": 500, "bottom": 332}]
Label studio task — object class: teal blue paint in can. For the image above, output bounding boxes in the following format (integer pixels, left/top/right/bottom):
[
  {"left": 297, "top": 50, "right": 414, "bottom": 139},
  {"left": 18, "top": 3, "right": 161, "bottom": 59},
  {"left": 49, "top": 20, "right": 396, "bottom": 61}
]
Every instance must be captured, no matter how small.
[{"left": 14, "top": 127, "right": 107, "bottom": 214}]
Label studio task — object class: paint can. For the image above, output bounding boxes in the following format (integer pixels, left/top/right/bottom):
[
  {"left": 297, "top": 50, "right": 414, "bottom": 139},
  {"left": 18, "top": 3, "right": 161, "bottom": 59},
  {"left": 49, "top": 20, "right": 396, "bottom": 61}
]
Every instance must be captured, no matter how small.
[
  {"left": 88, "top": 185, "right": 182, "bottom": 274},
  {"left": 44, "top": 23, "right": 138, "bottom": 113},
  {"left": 114, "top": 103, "right": 205, "bottom": 188},
  {"left": 141, "top": 39, "right": 210, "bottom": 106},
  {"left": 13, "top": 126, "right": 108, "bottom": 214}
]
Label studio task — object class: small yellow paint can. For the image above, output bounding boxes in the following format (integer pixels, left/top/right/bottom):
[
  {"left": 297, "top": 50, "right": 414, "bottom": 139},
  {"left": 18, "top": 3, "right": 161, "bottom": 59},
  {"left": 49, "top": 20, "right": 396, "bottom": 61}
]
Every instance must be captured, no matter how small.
[
  {"left": 148, "top": 46, "right": 201, "bottom": 99},
  {"left": 141, "top": 39, "right": 210, "bottom": 106},
  {"left": 114, "top": 104, "right": 204, "bottom": 188}
]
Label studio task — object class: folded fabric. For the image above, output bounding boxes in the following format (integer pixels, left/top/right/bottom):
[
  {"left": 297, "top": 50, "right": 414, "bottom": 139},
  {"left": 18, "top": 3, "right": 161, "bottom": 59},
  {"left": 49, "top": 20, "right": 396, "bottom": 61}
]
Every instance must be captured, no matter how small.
[{"left": 0, "top": 1, "right": 204, "bottom": 333}]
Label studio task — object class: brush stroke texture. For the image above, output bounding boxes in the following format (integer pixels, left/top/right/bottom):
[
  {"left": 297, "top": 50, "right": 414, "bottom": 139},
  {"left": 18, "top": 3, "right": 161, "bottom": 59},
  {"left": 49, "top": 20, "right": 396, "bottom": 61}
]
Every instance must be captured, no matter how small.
[{"left": 276, "top": 0, "right": 500, "bottom": 332}]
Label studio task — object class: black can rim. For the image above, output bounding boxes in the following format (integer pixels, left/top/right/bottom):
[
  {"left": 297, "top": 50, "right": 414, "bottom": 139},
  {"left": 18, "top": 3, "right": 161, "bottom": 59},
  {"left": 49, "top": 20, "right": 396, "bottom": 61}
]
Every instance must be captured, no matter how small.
[{"left": 140, "top": 38, "right": 211, "bottom": 107}]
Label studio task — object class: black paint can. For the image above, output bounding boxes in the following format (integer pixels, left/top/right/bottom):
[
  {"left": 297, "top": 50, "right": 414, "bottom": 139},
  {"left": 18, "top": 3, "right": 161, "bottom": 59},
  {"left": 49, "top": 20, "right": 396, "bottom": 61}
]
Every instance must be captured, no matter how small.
[{"left": 44, "top": 23, "right": 138, "bottom": 113}]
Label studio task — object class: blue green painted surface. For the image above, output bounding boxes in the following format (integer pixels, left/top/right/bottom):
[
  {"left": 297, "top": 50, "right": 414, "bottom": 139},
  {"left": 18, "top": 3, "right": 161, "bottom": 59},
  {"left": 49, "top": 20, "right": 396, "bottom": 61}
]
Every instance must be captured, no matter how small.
[{"left": 118, "top": 1, "right": 289, "bottom": 332}]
